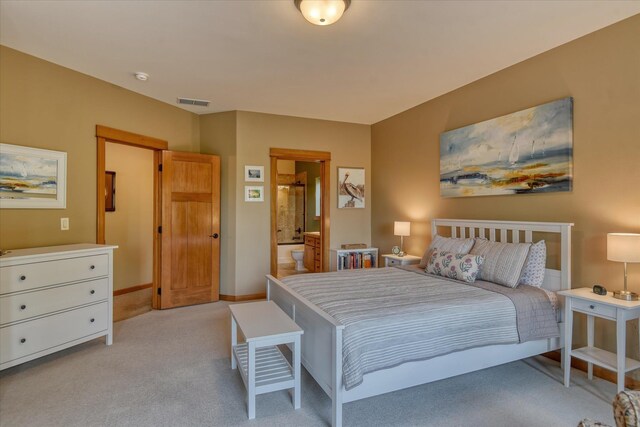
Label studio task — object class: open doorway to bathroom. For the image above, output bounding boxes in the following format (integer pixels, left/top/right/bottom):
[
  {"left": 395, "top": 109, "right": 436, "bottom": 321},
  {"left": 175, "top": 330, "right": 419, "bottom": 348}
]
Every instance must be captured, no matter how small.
[
  {"left": 269, "top": 148, "right": 330, "bottom": 279},
  {"left": 276, "top": 160, "right": 321, "bottom": 278}
]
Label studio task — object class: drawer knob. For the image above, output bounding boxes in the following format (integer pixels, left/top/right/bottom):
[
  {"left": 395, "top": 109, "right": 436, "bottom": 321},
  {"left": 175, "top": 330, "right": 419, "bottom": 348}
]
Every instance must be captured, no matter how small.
[
  {"left": 90, "top": 265, "right": 95, "bottom": 270},
  {"left": 20, "top": 304, "right": 26, "bottom": 310},
  {"left": 20, "top": 338, "right": 26, "bottom": 344},
  {"left": 90, "top": 318, "right": 95, "bottom": 323},
  {"left": 19, "top": 275, "right": 26, "bottom": 281},
  {"left": 589, "top": 305, "right": 595, "bottom": 309},
  {"left": 90, "top": 290, "right": 96, "bottom": 295}
]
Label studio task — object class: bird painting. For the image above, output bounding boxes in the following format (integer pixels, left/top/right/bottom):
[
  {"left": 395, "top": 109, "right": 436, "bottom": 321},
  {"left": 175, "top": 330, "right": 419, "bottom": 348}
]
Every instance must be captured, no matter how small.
[{"left": 339, "top": 168, "right": 365, "bottom": 208}]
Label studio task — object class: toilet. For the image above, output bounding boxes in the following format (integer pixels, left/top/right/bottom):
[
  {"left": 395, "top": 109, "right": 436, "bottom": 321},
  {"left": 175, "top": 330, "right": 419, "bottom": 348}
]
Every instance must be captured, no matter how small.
[{"left": 291, "top": 250, "right": 306, "bottom": 272}]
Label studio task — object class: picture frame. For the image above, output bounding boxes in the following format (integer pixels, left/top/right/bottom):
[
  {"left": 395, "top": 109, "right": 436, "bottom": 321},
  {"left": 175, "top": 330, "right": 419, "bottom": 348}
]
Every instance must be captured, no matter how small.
[
  {"left": 439, "top": 97, "right": 573, "bottom": 198},
  {"left": 0, "top": 143, "right": 67, "bottom": 209},
  {"left": 105, "top": 171, "right": 116, "bottom": 212},
  {"left": 338, "top": 167, "right": 365, "bottom": 209},
  {"left": 245, "top": 165, "right": 264, "bottom": 182},
  {"left": 244, "top": 185, "right": 264, "bottom": 202}
]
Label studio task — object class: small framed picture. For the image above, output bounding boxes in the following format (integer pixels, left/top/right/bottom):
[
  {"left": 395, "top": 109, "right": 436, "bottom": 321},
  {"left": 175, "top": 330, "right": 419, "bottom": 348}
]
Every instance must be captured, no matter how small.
[
  {"left": 245, "top": 165, "right": 264, "bottom": 182},
  {"left": 105, "top": 171, "right": 116, "bottom": 212},
  {"left": 245, "top": 185, "right": 264, "bottom": 202},
  {"left": 338, "top": 167, "right": 365, "bottom": 209}
]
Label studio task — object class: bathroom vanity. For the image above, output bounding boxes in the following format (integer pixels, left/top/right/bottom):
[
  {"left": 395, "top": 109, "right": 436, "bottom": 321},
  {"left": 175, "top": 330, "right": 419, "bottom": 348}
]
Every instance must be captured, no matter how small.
[{"left": 303, "top": 233, "right": 321, "bottom": 272}]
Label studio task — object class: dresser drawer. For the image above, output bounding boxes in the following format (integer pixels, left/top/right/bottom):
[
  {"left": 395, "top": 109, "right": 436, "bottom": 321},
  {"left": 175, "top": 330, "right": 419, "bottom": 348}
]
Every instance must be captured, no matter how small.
[
  {"left": 0, "top": 254, "right": 108, "bottom": 295},
  {"left": 0, "top": 278, "right": 108, "bottom": 326},
  {"left": 0, "top": 302, "right": 108, "bottom": 365},
  {"left": 572, "top": 299, "right": 616, "bottom": 320}
]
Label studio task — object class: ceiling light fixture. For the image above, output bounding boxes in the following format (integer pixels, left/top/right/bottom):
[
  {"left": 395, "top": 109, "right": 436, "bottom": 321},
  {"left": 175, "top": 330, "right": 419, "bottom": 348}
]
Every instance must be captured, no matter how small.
[
  {"left": 134, "top": 72, "right": 149, "bottom": 81},
  {"left": 294, "top": 0, "right": 350, "bottom": 26}
]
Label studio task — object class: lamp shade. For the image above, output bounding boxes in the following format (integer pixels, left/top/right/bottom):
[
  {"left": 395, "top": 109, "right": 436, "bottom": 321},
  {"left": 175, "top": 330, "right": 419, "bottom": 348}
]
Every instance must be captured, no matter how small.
[
  {"left": 295, "top": 0, "right": 350, "bottom": 26},
  {"left": 394, "top": 221, "right": 411, "bottom": 237},
  {"left": 607, "top": 233, "right": 640, "bottom": 263}
]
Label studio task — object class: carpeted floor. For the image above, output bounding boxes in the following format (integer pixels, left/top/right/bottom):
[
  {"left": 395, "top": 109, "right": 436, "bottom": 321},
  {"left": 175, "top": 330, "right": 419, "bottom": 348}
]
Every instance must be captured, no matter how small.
[{"left": 0, "top": 301, "right": 617, "bottom": 427}]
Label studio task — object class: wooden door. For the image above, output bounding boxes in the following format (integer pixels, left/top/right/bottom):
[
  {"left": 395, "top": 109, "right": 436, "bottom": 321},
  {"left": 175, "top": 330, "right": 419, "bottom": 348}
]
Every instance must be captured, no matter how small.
[{"left": 160, "top": 151, "right": 220, "bottom": 309}]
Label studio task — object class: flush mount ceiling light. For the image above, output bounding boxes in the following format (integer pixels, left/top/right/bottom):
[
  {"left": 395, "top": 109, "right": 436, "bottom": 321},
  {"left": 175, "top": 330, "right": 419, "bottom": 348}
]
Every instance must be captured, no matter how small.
[
  {"left": 294, "top": 0, "right": 351, "bottom": 26},
  {"left": 134, "top": 72, "right": 149, "bottom": 81}
]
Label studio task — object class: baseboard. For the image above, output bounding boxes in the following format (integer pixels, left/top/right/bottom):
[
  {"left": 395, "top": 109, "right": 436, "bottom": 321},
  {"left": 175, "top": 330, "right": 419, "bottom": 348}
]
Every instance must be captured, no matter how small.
[
  {"left": 113, "top": 283, "right": 153, "bottom": 296},
  {"left": 543, "top": 350, "right": 640, "bottom": 389},
  {"left": 220, "top": 293, "right": 266, "bottom": 302},
  {"left": 114, "top": 286, "right": 152, "bottom": 322}
]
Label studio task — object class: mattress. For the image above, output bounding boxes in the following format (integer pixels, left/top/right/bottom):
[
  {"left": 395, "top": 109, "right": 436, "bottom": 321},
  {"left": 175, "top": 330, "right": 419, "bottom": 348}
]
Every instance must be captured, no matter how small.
[{"left": 281, "top": 266, "right": 558, "bottom": 390}]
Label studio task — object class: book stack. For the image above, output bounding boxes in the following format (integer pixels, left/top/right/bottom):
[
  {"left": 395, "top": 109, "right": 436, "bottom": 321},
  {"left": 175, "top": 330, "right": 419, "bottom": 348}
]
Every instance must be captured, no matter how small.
[{"left": 338, "top": 252, "right": 376, "bottom": 270}]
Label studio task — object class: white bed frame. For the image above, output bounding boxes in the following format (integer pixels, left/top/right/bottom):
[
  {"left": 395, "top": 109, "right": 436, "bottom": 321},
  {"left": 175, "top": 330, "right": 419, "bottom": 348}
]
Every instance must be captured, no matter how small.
[{"left": 266, "top": 219, "right": 574, "bottom": 426}]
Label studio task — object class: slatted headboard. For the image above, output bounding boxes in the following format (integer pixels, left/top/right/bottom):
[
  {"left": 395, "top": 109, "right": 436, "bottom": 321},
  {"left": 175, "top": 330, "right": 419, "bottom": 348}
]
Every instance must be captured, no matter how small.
[{"left": 431, "top": 219, "right": 574, "bottom": 292}]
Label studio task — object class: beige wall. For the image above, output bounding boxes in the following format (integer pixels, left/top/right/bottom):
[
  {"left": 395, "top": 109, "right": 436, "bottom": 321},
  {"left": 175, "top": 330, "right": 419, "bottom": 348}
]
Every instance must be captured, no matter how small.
[
  {"left": 0, "top": 46, "right": 200, "bottom": 250},
  {"left": 199, "top": 111, "right": 371, "bottom": 296},
  {"left": 105, "top": 143, "right": 154, "bottom": 291},
  {"left": 371, "top": 16, "right": 640, "bottom": 356},
  {"left": 296, "top": 161, "right": 321, "bottom": 233},
  {"left": 199, "top": 111, "right": 238, "bottom": 296}
]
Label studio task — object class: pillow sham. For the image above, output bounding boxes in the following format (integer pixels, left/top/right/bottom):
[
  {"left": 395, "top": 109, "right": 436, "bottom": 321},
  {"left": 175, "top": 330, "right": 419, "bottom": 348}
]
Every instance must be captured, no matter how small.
[
  {"left": 470, "top": 238, "right": 531, "bottom": 288},
  {"left": 518, "top": 240, "right": 547, "bottom": 287},
  {"left": 419, "top": 235, "right": 475, "bottom": 267},
  {"left": 425, "top": 250, "right": 484, "bottom": 283}
]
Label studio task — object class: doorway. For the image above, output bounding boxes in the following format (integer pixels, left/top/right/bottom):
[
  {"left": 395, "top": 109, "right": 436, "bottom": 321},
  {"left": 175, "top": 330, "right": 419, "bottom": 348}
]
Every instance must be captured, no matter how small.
[
  {"left": 269, "top": 148, "right": 330, "bottom": 278},
  {"left": 96, "top": 125, "right": 221, "bottom": 317},
  {"left": 104, "top": 143, "right": 154, "bottom": 320}
]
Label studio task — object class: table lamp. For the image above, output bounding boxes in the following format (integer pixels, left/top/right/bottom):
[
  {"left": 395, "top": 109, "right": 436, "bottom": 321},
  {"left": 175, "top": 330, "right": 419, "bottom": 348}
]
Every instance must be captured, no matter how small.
[
  {"left": 607, "top": 233, "right": 640, "bottom": 301},
  {"left": 394, "top": 221, "right": 410, "bottom": 257}
]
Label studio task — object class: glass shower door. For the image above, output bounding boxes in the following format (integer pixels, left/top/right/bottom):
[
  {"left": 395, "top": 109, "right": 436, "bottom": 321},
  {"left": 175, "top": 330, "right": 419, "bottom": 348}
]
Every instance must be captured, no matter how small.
[{"left": 277, "top": 184, "right": 305, "bottom": 244}]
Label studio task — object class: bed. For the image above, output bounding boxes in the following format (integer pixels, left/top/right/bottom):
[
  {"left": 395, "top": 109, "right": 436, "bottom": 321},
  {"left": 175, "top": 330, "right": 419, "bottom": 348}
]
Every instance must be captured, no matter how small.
[{"left": 266, "top": 219, "right": 573, "bottom": 426}]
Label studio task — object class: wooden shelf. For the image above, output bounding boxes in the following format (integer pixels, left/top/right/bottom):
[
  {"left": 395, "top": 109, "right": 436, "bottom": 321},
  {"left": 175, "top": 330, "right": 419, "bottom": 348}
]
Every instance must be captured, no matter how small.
[{"left": 572, "top": 346, "right": 640, "bottom": 373}]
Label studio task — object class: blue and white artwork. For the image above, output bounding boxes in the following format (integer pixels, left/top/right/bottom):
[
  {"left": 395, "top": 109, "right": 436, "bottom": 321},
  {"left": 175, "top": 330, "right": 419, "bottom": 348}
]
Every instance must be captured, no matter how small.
[
  {"left": 0, "top": 143, "right": 67, "bottom": 208},
  {"left": 440, "top": 97, "right": 573, "bottom": 198}
]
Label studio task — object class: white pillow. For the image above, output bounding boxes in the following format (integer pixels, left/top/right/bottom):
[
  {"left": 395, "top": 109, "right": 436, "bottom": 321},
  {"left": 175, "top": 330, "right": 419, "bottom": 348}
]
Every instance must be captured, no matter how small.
[
  {"left": 470, "top": 238, "right": 531, "bottom": 288},
  {"left": 419, "top": 235, "right": 475, "bottom": 267},
  {"left": 518, "top": 240, "right": 547, "bottom": 287}
]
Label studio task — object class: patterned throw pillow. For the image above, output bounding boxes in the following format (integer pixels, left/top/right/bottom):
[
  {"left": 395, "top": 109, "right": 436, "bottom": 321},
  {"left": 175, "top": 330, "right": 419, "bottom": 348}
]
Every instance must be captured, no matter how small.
[
  {"left": 425, "top": 250, "right": 484, "bottom": 283},
  {"left": 470, "top": 238, "right": 531, "bottom": 288},
  {"left": 419, "top": 235, "right": 476, "bottom": 267},
  {"left": 518, "top": 240, "right": 547, "bottom": 287}
]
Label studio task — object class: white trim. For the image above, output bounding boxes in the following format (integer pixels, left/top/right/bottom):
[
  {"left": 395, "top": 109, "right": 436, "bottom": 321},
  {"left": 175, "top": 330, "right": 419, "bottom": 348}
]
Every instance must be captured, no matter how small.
[
  {"left": 0, "top": 143, "right": 67, "bottom": 209},
  {"left": 267, "top": 218, "right": 573, "bottom": 427}
]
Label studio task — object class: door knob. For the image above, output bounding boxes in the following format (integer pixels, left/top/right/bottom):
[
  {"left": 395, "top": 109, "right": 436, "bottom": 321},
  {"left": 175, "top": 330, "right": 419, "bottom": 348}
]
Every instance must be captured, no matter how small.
[{"left": 209, "top": 233, "right": 219, "bottom": 239}]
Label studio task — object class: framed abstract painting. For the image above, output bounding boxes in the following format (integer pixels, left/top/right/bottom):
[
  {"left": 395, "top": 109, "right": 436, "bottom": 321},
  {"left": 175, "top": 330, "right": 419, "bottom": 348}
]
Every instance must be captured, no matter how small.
[{"left": 440, "top": 97, "right": 573, "bottom": 198}]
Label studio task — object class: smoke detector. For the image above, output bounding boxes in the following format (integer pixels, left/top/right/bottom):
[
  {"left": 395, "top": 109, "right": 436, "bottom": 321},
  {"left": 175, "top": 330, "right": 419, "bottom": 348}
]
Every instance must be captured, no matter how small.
[
  {"left": 177, "top": 97, "right": 210, "bottom": 107},
  {"left": 134, "top": 72, "right": 149, "bottom": 81}
]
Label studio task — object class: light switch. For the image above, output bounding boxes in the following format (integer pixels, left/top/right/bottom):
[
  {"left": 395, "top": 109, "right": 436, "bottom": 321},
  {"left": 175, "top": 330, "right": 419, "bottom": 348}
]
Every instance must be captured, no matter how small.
[{"left": 60, "top": 218, "right": 69, "bottom": 231}]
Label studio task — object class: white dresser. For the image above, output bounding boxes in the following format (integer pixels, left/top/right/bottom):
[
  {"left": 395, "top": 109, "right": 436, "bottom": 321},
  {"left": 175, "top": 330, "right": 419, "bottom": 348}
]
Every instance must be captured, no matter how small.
[{"left": 0, "top": 244, "right": 117, "bottom": 370}]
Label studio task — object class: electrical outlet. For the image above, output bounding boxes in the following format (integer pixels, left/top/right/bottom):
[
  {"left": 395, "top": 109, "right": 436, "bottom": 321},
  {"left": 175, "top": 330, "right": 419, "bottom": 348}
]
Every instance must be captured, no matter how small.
[{"left": 60, "top": 218, "right": 69, "bottom": 231}]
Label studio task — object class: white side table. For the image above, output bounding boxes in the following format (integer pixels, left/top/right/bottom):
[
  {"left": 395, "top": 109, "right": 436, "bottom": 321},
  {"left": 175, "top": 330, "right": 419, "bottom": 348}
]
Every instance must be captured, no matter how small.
[
  {"left": 382, "top": 254, "right": 421, "bottom": 267},
  {"left": 229, "top": 301, "right": 304, "bottom": 419},
  {"left": 559, "top": 287, "right": 640, "bottom": 392}
]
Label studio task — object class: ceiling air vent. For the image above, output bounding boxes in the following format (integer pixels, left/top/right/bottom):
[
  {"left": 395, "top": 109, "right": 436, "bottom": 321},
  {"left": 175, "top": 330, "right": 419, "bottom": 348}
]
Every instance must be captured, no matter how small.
[{"left": 177, "top": 97, "right": 210, "bottom": 107}]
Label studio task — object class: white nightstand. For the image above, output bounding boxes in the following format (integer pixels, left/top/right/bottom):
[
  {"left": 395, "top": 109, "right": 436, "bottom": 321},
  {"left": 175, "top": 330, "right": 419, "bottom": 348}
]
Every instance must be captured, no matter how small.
[
  {"left": 558, "top": 287, "right": 640, "bottom": 392},
  {"left": 382, "top": 254, "right": 421, "bottom": 267}
]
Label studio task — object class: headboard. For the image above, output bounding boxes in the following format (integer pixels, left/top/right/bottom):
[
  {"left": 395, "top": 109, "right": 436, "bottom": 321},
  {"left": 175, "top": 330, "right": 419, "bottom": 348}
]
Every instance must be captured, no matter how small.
[{"left": 431, "top": 219, "right": 574, "bottom": 292}]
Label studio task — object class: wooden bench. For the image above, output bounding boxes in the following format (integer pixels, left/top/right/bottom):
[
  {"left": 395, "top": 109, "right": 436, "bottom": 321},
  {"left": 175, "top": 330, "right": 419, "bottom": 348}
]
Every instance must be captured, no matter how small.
[{"left": 229, "top": 301, "right": 304, "bottom": 419}]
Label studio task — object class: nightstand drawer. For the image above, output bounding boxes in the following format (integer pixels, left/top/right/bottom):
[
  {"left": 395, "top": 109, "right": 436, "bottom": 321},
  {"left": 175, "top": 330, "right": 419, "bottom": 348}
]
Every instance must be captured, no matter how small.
[
  {"left": 387, "top": 258, "right": 401, "bottom": 266},
  {"left": 572, "top": 299, "right": 616, "bottom": 320}
]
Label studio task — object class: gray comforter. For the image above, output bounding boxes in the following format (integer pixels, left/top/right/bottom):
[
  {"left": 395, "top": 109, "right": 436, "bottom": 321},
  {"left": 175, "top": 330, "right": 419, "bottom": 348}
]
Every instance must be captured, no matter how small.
[{"left": 281, "top": 266, "right": 558, "bottom": 390}]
